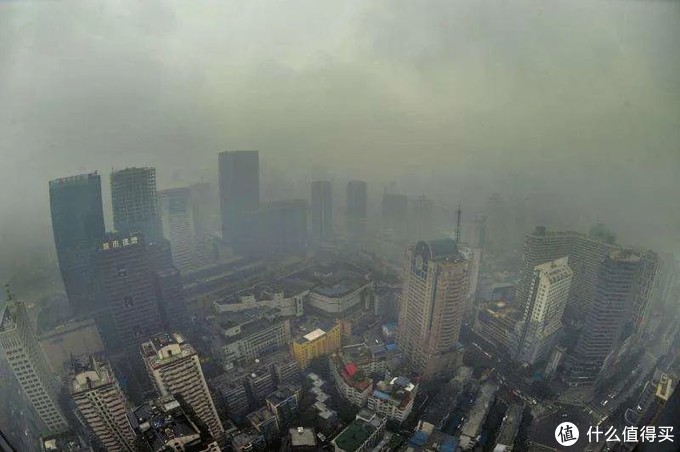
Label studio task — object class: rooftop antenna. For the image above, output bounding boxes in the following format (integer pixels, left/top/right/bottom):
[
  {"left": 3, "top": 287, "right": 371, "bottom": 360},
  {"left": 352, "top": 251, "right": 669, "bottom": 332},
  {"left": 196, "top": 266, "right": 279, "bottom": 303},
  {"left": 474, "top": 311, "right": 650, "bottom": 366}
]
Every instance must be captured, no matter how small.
[{"left": 455, "top": 203, "right": 462, "bottom": 244}]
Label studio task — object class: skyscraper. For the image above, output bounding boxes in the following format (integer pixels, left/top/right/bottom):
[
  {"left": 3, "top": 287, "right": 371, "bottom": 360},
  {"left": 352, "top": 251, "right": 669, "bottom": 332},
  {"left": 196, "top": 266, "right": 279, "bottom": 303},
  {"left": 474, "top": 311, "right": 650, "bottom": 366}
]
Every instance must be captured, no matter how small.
[
  {"left": 513, "top": 257, "right": 573, "bottom": 365},
  {"left": 264, "top": 199, "right": 308, "bottom": 254},
  {"left": 141, "top": 332, "right": 224, "bottom": 439},
  {"left": 0, "top": 301, "right": 69, "bottom": 432},
  {"left": 398, "top": 239, "right": 469, "bottom": 377},
  {"left": 346, "top": 180, "right": 367, "bottom": 242},
  {"left": 218, "top": 151, "right": 260, "bottom": 244},
  {"left": 408, "top": 196, "right": 434, "bottom": 241},
  {"left": 158, "top": 187, "right": 197, "bottom": 271},
  {"left": 310, "top": 180, "right": 333, "bottom": 243},
  {"left": 93, "top": 233, "right": 164, "bottom": 355},
  {"left": 517, "top": 226, "right": 658, "bottom": 330},
  {"left": 565, "top": 250, "right": 643, "bottom": 385},
  {"left": 381, "top": 192, "right": 408, "bottom": 238},
  {"left": 49, "top": 173, "right": 105, "bottom": 314},
  {"left": 69, "top": 355, "right": 136, "bottom": 451},
  {"left": 111, "top": 167, "right": 162, "bottom": 243}
]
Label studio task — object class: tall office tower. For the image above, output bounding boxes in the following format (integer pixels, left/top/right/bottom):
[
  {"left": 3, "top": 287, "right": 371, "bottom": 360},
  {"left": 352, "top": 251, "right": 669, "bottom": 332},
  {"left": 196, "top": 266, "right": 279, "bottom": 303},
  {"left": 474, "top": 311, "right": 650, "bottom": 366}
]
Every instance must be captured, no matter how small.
[
  {"left": 69, "top": 355, "right": 135, "bottom": 451},
  {"left": 346, "top": 180, "right": 367, "bottom": 242},
  {"left": 517, "top": 226, "right": 658, "bottom": 332},
  {"left": 190, "top": 182, "right": 217, "bottom": 263},
  {"left": 513, "top": 257, "right": 573, "bottom": 365},
  {"left": 565, "top": 250, "right": 642, "bottom": 385},
  {"left": 408, "top": 196, "right": 435, "bottom": 241},
  {"left": 218, "top": 151, "right": 260, "bottom": 244},
  {"left": 158, "top": 187, "right": 197, "bottom": 271},
  {"left": 111, "top": 167, "right": 162, "bottom": 243},
  {"left": 0, "top": 301, "right": 68, "bottom": 432},
  {"left": 265, "top": 199, "right": 309, "bottom": 254},
  {"left": 94, "top": 233, "right": 164, "bottom": 355},
  {"left": 398, "top": 239, "right": 470, "bottom": 377},
  {"left": 141, "top": 333, "right": 224, "bottom": 439},
  {"left": 49, "top": 173, "right": 105, "bottom": 314},
  {"left": 153, "top": 267, "right": 191, "bottom": 335},
  {"left": 310, "top": 180, "right": 333, "bottom": 243},
  {"left": 381, "top": 192, "right": 408, "bottom": 238}
]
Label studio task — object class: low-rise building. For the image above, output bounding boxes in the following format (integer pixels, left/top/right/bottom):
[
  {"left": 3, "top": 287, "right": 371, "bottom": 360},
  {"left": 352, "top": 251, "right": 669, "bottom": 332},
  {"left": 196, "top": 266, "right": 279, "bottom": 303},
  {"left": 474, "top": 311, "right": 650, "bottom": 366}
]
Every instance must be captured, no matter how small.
[
  {"left": 131, "top": 396, "right": 221, "bottom": 452},
  {"left": 246, "top": 407, "right": 279, "bottom": 444},
  {"left": 289, "top": 427, "right": 318, "bottom": 451},
  {"left": 331, "top": 409, "right": 386, "bottom": 452},
  {"left": 231, "top": 429, "right": 266, "bottom": 452},
  {"left": 214, "top": 287, "right": 306, "bottom": 317},
  {"left": 308, "top": 279, "right": 373, "bottom": 314},
  {"left": 493, "top": 403, "right": 524, "bottom": 451},
  {"left": 474, "top": 300, "right": 520, "bottom": 354},
  {"left": 211, "top": 313, "right": 291, "bottom": 369},
  {"left": 266, "top": 385, "right": 302, "bottom": 431},
  {"left": 272, "top": 359, "right": 301, "bottom": 386},
  {"left": 459, "top": 382, "right": 498, "bottom": 450},
  {"left": 291, "top": 322, "right": 341, "bottom": 369},
  {"left": 246, "top": 367, "right": 275, "bottom": 405},
  {"left": 367, "top": 376, "right": 418, "bottom": 423},
  {"left": 329, "top": 354, "right": 373, "bottom": 407}
]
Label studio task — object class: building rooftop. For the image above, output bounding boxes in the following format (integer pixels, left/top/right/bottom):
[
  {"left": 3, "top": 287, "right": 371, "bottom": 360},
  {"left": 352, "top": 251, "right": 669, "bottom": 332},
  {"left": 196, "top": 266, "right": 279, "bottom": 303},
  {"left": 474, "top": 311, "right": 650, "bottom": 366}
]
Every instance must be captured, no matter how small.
[
  {"left": 460, "top": 382, "right": 498, "bottom": 439},
  {"left": 41, "top": 431, "right": 90, "bottom": 452},
  {"left": 141, "top": 332, "right": 195, "bottom": 369},
  {"left": 333, "top": 410, "right": 384, "bottom": 452},
  {"left": 70, "top": 355, "right": 115, "bottom": 394},
  {"left": 132, "top": 396, "right": 210, "bottom": 451},
  {"left": 289, "top": 427, "right": 317, "bottom": 447},
  {"left": 247, "top": 407, "right": 276, "bottom": 426}
]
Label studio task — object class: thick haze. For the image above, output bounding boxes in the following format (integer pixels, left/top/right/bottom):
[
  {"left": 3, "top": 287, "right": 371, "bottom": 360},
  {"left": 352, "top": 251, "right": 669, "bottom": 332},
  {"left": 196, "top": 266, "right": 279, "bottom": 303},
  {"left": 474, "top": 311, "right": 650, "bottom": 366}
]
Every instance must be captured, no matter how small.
[{"left": 1, "top": 0, "right": 679, "bottom": 276}]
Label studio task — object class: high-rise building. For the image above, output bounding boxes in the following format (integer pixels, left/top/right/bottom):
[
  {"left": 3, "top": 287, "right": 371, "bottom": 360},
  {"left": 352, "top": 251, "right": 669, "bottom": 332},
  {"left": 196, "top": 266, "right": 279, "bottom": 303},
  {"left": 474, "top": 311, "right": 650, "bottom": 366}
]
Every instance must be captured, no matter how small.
[
  {"left": 517, "top": 226, "right": 658, "bottom": 330},
  {"left": 381, "top": 192, "right": 408, "bottom": 238},
  {"left": 398, "top": 239, "right": 469, "bottom": 377},
  {"left": 565, "top": 250, "right": 643, "bottom": 385},
  {"left": 93, "top": 233, "right": 164, "bottom": 355},
  {"left": 408, "top": 196, "right": 434, "bottom": 241},
  {"left": 49, "top": 173, "right": 105, "bottom": 314},
  {"left": 190, "top": 182, "right": 218, "bottom": 263},
  {"left": 111, "top": 167, "right": 162, "bottom": 243},
  {"left": 158, "top": 187, "right": 197, "bottom": 271},
  {"left": 0, "top": 301, "right": 69, "bottom": 432},
  {"left": 346, "top": 180, "right": 367, "bottom": 242},
  {"left": 310, "top": 181, "right": 333, "bottom": 243},
  {"left": 513, "top": 257, "right": 573, "bottom": 365},
  {"left": 264, "top": 199, "right": 308, "bottom": 254},
  {"left": 141, "top": 333, "right": 224, "bottom": 439},
  {"left": 69, "top": 355, "right": 135, "bottom": 451},
  {"left": 218, "top": 151, "right": 260, "bottom": 244},
  {"left": 153, "top": 267, "right": 191, "bottom": 336}
]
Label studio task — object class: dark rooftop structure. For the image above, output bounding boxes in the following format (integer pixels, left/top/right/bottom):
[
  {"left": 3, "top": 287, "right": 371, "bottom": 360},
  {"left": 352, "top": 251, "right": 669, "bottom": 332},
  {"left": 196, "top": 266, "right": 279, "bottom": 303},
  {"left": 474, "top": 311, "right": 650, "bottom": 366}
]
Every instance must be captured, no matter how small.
[{"left": 131, "top": 395, "right": 218, "bottom": 451}]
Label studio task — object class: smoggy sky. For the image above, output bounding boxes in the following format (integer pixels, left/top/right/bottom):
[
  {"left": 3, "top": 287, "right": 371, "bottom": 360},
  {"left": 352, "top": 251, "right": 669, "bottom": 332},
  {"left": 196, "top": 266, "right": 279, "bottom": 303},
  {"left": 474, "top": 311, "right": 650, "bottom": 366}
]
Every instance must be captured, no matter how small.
[{"left": 1, "top": 0, "right": 679, "bottom": 256}]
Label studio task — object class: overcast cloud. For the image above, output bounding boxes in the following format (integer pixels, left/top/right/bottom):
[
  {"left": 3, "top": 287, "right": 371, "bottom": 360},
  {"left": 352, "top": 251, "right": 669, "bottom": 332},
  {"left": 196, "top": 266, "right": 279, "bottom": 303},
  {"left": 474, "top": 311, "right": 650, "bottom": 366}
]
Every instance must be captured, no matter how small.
[{"left": 0, "top": 0, "right": 679, "bottom": 265}]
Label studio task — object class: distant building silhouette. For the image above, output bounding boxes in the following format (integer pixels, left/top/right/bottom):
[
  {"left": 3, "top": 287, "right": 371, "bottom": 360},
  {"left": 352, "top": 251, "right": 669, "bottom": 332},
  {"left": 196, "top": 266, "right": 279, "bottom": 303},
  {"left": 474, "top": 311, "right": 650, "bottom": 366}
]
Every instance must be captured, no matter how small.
[
  {"left": 218, "top": 151, "right": 260, "bottom": 245},
  {"left": 381, "top": 192, "right": 407, "bottom": 239},
  {"left": 346, "top": 180, "right": 367, "bottom": 243},
  {"left": 158, "top": 187, "right": 198, "bottom": 271},
  {"left": 49, "top": 173, "right": 105, "bottom": 314},
  {"left": 110, "top": 167, "right": 162, "bottom": 243},
  {"left": 310, "top": 180, "right": 333, "bottom": 243}
]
